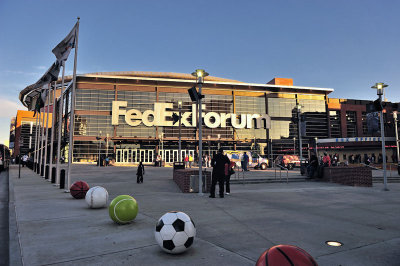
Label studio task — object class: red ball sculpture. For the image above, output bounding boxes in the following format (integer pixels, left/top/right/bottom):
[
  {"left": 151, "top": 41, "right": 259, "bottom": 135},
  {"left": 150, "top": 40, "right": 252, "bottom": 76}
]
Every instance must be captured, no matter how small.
[
  {"left": 70, "top": 181, "right": 90, "bottom": 199},
  {"left": 256, "top": 245, "right": 318, "bottom": 266}
]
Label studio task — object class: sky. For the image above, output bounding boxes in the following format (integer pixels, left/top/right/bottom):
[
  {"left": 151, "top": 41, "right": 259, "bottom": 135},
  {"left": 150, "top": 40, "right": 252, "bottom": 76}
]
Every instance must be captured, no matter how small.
[{"left": 0, "top": 0, "right": 399, "bottom": 145}]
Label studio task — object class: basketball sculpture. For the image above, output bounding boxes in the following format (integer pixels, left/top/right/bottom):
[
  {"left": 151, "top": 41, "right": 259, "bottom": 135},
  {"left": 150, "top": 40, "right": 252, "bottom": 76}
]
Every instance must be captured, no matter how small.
[
  {"left": 85, "top": 186, "right": 109, "bottom": 208},
  {"left": 256, "top": 245, "right": 318, "bottom": 266},
  {"left": 69, "top": 181, "right": 90, "bottom": 199},
  {"left": 108, "top": 195, "right": 138, "bottom": 224},
  {"left": 154, "top": 211, "right": 196, "bottom": 254}
]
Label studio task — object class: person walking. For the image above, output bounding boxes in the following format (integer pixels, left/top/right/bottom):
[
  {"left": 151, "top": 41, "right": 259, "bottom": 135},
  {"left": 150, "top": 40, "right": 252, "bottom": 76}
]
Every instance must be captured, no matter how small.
[
  {"left": 136, "top": 161, "right": 145, "bottom": 183},
  {"left": 189, "top": 154, "right": 193, "bottom": 168},
  {"left": 242, "top": 152, "right": 249, "bottom": 171},
  {"left": 22, "top": 154, "right": 28, "bottom": 167},
  {"left": 184, "top": 154, "right": 189, "bottom": 168},
  {"left": 210, "top": 148, "right": 230, "bottom": 198}
]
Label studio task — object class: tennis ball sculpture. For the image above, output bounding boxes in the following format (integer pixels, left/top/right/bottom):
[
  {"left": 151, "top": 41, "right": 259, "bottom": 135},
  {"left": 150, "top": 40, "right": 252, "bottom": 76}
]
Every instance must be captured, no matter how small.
[{"left": 108, "top": 195, "right": 138, "bottom": 224}]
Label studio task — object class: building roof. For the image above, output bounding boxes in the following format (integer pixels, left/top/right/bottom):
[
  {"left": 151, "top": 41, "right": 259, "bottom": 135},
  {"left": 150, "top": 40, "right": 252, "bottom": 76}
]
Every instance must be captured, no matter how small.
[{"left": 19, "top": 71, "right": 334, "bottom": 108}]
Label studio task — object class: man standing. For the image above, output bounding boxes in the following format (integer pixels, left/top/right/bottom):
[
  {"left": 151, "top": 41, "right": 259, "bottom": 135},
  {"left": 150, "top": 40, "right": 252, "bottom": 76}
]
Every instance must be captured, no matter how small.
[{"left": 210, "top": 148, "right": 230, "bottom": 198}]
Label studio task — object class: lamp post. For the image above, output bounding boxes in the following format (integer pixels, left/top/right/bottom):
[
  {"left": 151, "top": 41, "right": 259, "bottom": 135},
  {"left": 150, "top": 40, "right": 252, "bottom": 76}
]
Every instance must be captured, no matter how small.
[
  {"left": 372, "top": 82, "right": 389, "bottom": 190},
  {"left": 293, "top": 137, "right": 296, "bottom": 155},
  {"left": 393, "top": 112, "right": 399, "bottom": 164},
  {"left": 295, "top": 104, "right": 303, "bottom": 161},
  {"left": 192, "top": 69, "right": 208, "bottom": 195},
  {"left": 208, "top": 135, "right": 211, "bottom": 158},
  {"left": 97, "top": 131, "right": 102, "bottom": 167},
  {"left": 178, "top": 101, "right": 182, "bottom": 162},
  {"left": 159, "top": 132, "right": 164, "bottom": 165}
]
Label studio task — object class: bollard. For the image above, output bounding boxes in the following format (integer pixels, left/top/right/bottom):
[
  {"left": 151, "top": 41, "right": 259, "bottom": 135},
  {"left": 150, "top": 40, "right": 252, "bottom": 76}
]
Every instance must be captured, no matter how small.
[
  {"left": 60, "top": 169, "right": 66, "bottom": 189},
  {"left": 36, "top": 164, "right": 40, "bottom": 174},
  {"left": 41, "top": 165, "right": 44, "bottom": 177},
  {"left": 45, "top": 165, "right": 49, "bottom": 179},
  {"left": 51, "top": 167, "right": 56, "bottom": 183}
]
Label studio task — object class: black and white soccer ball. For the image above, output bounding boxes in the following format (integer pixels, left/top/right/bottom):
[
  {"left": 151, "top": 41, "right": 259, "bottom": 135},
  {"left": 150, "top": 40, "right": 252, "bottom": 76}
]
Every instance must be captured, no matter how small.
[{"left": 154, "top": 211, "right": 196, "bottom": 254}]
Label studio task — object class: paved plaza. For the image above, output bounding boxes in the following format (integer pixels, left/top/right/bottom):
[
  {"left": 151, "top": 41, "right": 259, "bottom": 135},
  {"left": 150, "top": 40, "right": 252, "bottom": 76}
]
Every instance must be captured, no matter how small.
[{"left": 4, "top": 165, "right": 400, "bottom": 266}]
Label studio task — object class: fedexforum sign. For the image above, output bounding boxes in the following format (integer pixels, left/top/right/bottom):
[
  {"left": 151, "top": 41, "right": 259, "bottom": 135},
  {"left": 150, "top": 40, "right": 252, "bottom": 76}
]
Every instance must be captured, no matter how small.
[{"left": 112, "top": 101, "right": 271, "bottom": 129}]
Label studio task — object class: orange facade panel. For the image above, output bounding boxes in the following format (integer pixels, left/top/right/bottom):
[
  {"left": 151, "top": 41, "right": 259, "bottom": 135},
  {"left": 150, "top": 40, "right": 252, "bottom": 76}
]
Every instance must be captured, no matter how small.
[
  {"left": 327, "top": 98, "right": 341, "bottom": 110},
  {"left": 267, "top": 78, "right": 293, "bottom": 86}
]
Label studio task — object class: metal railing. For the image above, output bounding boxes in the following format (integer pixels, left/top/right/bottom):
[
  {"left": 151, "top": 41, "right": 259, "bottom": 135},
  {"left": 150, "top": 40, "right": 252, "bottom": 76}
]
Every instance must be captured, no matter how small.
[{"left": 274, "top": 163, "right": 289, "bottom": 184}]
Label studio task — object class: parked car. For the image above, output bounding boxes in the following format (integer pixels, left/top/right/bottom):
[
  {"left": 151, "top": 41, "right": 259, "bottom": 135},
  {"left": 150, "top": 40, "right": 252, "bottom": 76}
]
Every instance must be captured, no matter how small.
[
  {"left": 275, "top": 155, "right": 308, "bottom": 170},
  {"left": 225, "top": 151, "right": 270, "bottom": 170}
]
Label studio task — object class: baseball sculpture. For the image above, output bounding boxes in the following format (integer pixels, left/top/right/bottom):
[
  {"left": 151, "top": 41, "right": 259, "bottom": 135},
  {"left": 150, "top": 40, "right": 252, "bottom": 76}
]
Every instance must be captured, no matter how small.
[{"left": 85, "top": 186, "right": 109, "bottom": 208}]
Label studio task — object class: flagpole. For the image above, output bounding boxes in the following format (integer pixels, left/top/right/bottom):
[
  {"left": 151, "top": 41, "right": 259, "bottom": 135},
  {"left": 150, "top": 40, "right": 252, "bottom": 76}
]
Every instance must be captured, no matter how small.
[
  {"left": 66, "top": 17, "right": 80, "bottom": 192},
  {"left": 36, "top": 106, "right": 42, "bottom": 174},
  {"left": 39, "top": 100, "right": 46, "bottom": 177},
  {"left": 49, "top": 81, "right": 57, "bottom": 182},
  {"left": 33, "top": 112, "right": 38, "bottom": 171},
  {"left": 56, "top": 62, "right": 66, "bottom": 186},
  {"left": 43, "top": 83, "right": 51, "bottom": 179}
]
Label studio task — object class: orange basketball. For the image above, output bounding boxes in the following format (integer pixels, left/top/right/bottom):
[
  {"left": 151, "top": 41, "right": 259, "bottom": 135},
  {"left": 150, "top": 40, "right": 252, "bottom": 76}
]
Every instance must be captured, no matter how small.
[
  {"left": 256, "top": 245, "right": 318, "bottom": 266},
  {"left": 70, "top": 181, "right": 90, "bottom": 199}
]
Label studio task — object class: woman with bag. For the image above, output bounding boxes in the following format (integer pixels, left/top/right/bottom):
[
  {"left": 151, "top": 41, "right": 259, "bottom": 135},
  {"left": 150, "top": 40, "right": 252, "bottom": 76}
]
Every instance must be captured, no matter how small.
[{"left": 225, "top": 161, "right": 235, "bottom": 195}]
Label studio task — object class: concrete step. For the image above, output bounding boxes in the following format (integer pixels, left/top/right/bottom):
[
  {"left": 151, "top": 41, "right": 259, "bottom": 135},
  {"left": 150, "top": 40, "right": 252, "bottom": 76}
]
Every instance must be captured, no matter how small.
[
  {"left": 373, "top": 177, "right": 400, "bottom": 183},
  {"left": 230, "top": 178, "right": 309, "bottom": 184}
]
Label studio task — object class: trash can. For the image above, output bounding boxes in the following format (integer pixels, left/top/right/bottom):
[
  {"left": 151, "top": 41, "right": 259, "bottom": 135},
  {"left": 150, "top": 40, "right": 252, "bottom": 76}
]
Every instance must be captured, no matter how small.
[{"left": 173, "top": 162, "right": 185, "bottom": 170}]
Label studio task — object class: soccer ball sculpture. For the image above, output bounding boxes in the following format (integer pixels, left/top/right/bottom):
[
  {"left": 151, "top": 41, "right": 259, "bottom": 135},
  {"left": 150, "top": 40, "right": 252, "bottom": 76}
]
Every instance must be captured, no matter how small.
[
  {"left": 70, "top": 181, "right": 90, "bottom": 199},
  {"left": 154, "top": 211, "right": 196, "bottom": 254},
  {"left": 85, "top": 186, "right": 109, "bottom": 208},
  {"left": 256, "top": 244, "right": 318, "bottom": 266},
  {"left": 108, "top": 195, "right": 138, "bottom": 224}
]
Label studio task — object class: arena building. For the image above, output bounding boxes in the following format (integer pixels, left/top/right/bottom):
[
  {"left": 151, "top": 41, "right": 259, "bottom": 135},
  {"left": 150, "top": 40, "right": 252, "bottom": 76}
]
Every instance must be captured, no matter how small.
[{"left": 19, "top": 71, "right": 399, "bottom": 165}]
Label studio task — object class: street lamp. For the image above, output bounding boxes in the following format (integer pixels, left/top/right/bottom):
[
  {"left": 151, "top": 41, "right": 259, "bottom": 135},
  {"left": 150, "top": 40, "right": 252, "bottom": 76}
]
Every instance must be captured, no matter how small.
[
  {"left": 192, "top": 69, "right": 208, "bottom": 195},
  {"left": 372, "top": 82, "right": 389, "bottom": 190},
  {"left": 178, "top": 101, "right": 182, "bottom": 162}
]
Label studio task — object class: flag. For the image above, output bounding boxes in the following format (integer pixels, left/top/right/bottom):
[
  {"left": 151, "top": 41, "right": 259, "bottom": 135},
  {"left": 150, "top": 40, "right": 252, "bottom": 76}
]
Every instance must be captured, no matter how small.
[
  {"left": 52, "top": 22, "right": 77, "bottom": 62},
  {"left": 34, "top": 61, "right": 61, "bottom": 89},
  {"left": 33, "top": 94, "right": 44, "bottom": 116}
]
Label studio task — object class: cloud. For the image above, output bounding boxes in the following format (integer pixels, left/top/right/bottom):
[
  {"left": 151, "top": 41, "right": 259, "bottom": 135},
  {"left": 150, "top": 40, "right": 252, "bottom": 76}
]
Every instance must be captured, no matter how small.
[
  {"left": 1, "top": 70, "right": 41, "bottom": 76},
  {"left": 0, "top": 99, "right": 26, "bottom": 118}
]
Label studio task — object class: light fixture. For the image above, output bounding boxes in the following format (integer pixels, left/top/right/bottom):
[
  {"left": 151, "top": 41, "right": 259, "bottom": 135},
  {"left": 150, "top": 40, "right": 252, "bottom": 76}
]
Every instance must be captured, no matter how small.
[
  {"left": 325, "top": 241, "right": 343, "bottom": 247},
  {"left": 371, "top": 82, "right": 388, "bottom": 96},
  {"left": 191, "top": 69, "right": 209, "bottom": 83}
]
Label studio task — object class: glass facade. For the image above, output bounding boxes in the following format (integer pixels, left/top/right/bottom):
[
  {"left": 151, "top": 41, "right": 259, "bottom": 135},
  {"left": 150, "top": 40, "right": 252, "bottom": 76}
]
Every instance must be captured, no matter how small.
[
  {"left": 53, "top": 77, "right": 336, "bottom": 163},
  {"left": 329, "top": 110, "right": 341, "bottom": 138},
  {"left": 346, "top": 111, "right": 357, "bottom": 137}
]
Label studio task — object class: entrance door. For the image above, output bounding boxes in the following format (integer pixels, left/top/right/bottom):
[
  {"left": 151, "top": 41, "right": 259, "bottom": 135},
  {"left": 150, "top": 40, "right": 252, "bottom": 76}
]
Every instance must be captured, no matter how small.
[
  {"left": 116, "top": 149, "right": 122, "bottom": 163},
  {"left": 164, "top": 150, "right": 171, "bottom": 163},
  {"left": 173, "top": 150, "right": 179, "bottom": 162}
]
